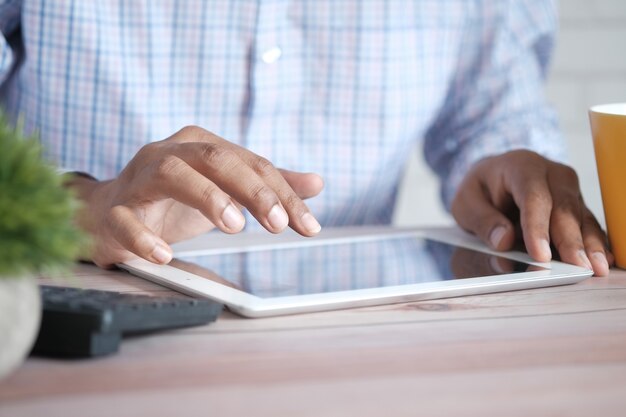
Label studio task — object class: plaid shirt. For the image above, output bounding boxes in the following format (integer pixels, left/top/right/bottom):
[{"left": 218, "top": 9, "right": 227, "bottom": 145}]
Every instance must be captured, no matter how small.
[{"left": 0, "top": 0, "right": 566, "bottom": 230}]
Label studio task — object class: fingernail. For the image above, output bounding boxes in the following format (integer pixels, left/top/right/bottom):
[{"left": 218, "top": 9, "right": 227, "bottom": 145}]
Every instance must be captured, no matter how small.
[
  {"left": 540, "top": 239, "right": 552, "bottom": 261},
  {"left": 592, "top": 251, "right": 609, "bottom": 271},
  {"left": 591, "top": 252, "right": 609, "bottom": 269},
  {"left": 268, "top": 204, "right": 289, "bottom": 230},
  {"left": 489, "top": 225, "right": 507, "bottom": 248},
  {"left": 222, "top": 203, "right": 245, "bottom": 231},
  {"left": 578, "top": 250, "right": 593, "bottom": 270},
  {"left": 152, "top": 245, "right": 172, "bottom": 264},
  {"left": 301, "top": 212, "right": 321, "bottom": 234}
]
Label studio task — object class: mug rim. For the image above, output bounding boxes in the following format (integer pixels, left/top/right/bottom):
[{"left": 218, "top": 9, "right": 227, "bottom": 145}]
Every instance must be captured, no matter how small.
[{"left": 589, "top": 103, "right": 626, "bottom": 116}]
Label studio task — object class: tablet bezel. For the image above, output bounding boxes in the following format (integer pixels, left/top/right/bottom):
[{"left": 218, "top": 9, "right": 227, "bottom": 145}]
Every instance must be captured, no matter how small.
[{"left": 119, "top": 226, "right": 592, "bottom": 318}]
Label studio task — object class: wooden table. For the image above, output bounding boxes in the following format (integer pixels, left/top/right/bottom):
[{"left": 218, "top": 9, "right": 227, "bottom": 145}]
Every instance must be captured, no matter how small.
[{"left": 1, "top": 263, "right": 626, "bottom": 416}]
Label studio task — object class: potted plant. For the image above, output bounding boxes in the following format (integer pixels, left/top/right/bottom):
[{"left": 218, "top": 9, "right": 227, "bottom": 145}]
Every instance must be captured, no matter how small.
[{"left": 0, "top": 114, "right": 84, "bottom": 378}]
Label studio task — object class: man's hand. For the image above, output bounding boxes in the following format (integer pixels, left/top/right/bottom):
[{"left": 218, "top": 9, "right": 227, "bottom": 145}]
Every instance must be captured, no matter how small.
[
  {"left": 451, "top": 150, "right": 612, "bottom": 277},
  {"left": 69, "top": 126, "right": 324, "bottom": 268}
]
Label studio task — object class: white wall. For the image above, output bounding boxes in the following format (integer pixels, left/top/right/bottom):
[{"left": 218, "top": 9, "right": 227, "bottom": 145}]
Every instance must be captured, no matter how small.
[{"left": 394, "top": 0, "right": 626, "bottom": 228}]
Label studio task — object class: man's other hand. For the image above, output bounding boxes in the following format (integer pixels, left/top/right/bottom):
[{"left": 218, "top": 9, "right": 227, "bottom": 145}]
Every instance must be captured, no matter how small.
[{"left": 451, "top": 150, "right": 612, "bottom": 277}]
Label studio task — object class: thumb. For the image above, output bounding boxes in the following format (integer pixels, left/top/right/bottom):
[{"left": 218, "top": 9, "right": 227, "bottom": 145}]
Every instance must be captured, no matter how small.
[
  {"left": 451, "top": 182, "right": 515, "bottom": 252},
  {"left": 279, "top": 169, "right": 324, "bottom": 199}
]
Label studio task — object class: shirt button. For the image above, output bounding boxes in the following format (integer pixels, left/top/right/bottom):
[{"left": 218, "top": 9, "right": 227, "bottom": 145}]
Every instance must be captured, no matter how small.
[{"left": 261, "top": 46, "right": 282, "bottom": 64}]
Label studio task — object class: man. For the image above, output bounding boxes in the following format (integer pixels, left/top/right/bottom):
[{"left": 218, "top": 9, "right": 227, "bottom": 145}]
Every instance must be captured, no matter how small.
[{"left": 0, "top": 0, "right": 611, "bottom": 275}]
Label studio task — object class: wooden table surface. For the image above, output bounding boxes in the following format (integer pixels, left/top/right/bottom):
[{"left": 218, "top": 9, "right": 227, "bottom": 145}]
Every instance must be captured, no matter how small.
[{"left": 1, "top": 263, "right": 626, "bottom": 416}]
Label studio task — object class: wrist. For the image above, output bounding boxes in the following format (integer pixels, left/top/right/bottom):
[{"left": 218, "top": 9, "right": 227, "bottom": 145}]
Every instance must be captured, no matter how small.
[
  {"left": 62, "top": 172, "right": 113, "bottom": 235},
  {"left": 62, "top": 171, "right": 99, "bottom": 199}
]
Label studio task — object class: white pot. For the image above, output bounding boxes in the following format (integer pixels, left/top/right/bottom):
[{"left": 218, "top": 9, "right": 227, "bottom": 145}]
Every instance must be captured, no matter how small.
[{"left": 0, "top": 277, "right": 41, "bottom": 379}]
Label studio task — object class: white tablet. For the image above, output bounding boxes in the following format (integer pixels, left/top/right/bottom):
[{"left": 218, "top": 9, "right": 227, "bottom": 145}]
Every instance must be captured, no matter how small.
[{"left": 119, "top": 226, "right": 592, "bottom": 318}]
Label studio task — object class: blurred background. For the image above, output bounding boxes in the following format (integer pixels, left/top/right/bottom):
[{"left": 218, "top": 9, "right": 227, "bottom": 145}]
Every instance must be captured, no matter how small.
[{"left": 394, "top": 0, "right": 626, "bottom": 229}]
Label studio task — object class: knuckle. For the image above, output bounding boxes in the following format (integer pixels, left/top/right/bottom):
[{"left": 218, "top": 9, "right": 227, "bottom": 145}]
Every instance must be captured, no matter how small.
[
  {"left": 178, "top": 125, "right": 222, "bottom": 143},
  {"left": 126, "top": 230, "right": 152, "bottom": 253},
  {"left": 252, "top": 157, "right": 276, "bottom": 178},
  {"left": 198, "top": 185, "right": 221, "bottom": 208},
  {"left": 583, "top": 232, "right": 606, "bottom": 249},
  {"left": 248, "top": 183, "right": 275, "bottom": 205},
  {"left": 552, "top": 192, "right": 584, "bottom": 218},
  {"left": 526, "top": 150, "right": 542, "bottom": 161},
  {"left": 199, "top": 143, "right": 232, "bottom": 166},
  {"left": 554, "top": 237, "right": 583, "bottom": 254},
  {"left": 282, "top": 193, "right": 305, "bottom": 213},
  {"left": 521, "top": 189, "right": 552, "bottom": 210},
  {"left": 135, "top": 142, "right": 160, "bottom": 160},
  {"left": 178, "top": 125, "right": 205, "bottom": 138},
  {"left": 583, "top": 209, "right": 600, "bottom": 226},
  {"left": 154, "top": 155, "right": 184, "bottom": 180},
  {"left": 507, "top": 150, "right": 545, "bottom": 175},
  {"left": 512, "top": 149, "right": 540, "bottom": 162},
  {"left": 552, "top": 198, "right": 580, "bottom": 217},
  {"left": 558, "top": 165, "right": 579, "bottom": 185}
]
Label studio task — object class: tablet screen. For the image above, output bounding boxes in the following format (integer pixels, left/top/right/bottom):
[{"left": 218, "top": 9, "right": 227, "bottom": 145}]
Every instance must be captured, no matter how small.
[{"left": 172, "top": 237, "right": 545, "bottom": 298}]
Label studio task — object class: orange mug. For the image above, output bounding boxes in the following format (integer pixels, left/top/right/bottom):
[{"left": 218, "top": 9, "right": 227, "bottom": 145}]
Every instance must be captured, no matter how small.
[{"left": 589, "top": 103, "right": 626, "bottom": 268}]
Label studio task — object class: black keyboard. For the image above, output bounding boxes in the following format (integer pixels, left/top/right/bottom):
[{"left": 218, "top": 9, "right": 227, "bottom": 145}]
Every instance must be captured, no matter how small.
[{"left": 33, "top": 285, "right": 223, "bottom": 358}]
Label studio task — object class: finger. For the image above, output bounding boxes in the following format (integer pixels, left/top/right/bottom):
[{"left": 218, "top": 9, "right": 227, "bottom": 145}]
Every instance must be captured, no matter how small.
[
  {"left": 451, "top": 179, "right": 515, "bottom": 251},
  {"left": 250, "top": 159, "right": 322, "bottom": 236},
  {"left": 164, "top": 128, "right": 322, "bottom": 235},
  {"left": 509, "top": 173, "right": 553, "bottom": 262},
  {"left": 581, "top": 208, "right": 611, "bottom": 276},
  {"left": 607, "top": 251, "right": 615, "bottom": 266},
  {"left": 226, "top": 147, "right": 322, "bottom": 236},
  {"left": 279, "top": 169, "right": 324, "bottom": 199},
  {"left": 146, "top": 156, "right": 245, "bottom": 233},
  {"left": 549, "top": 194, "right": 592, "bottom": 270},
  {"left": 106, "top": 205, "right": 173, "bottom": 264},
  {"left": 175, "top": 142, "right": 291, "bottom": 234}
]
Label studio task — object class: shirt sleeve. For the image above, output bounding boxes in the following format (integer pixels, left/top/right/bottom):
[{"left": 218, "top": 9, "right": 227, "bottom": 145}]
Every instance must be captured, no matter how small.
[
  {"left": 0, "top": 0, "right": 21, "bottom": 85},
  {"left": 423, "top": 0, "right": 566, "bottom": 209}
]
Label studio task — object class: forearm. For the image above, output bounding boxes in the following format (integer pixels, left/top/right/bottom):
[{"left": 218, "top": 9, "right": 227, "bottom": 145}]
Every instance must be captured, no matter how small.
[
  {"left": 61, "top": 173, "right": 112, "bottom": 253},
  {"left": 423, "top": 0, "right": 564, "bottom": 209}
]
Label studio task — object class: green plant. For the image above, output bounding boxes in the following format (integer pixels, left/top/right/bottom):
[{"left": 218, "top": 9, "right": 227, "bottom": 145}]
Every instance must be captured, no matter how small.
[{"left": 0, "top": 113, "right": 85, "bottom": 277}]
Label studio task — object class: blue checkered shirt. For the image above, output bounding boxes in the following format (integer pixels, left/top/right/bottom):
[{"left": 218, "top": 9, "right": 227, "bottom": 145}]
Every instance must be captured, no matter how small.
[{"left": 0, "top": 0, "right": 566, "bottom": 230}]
